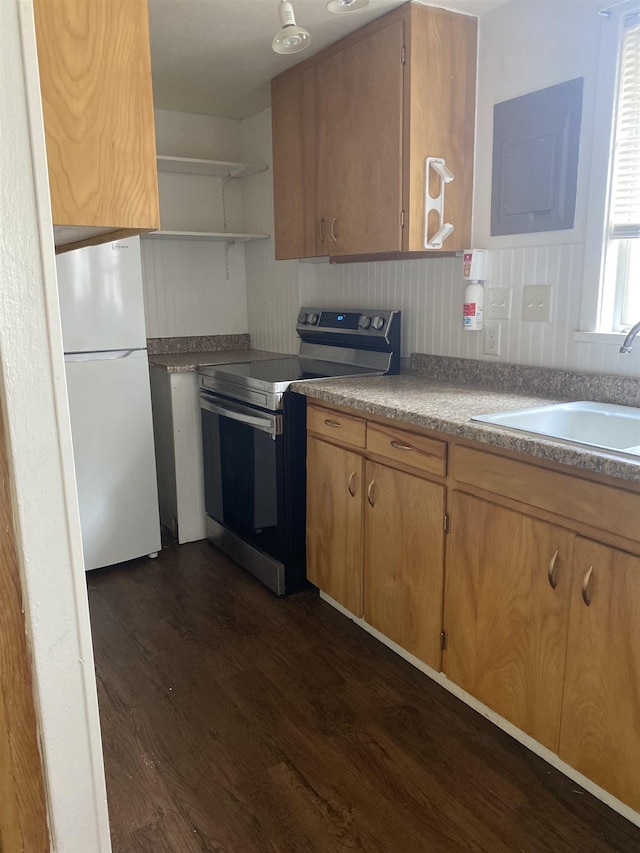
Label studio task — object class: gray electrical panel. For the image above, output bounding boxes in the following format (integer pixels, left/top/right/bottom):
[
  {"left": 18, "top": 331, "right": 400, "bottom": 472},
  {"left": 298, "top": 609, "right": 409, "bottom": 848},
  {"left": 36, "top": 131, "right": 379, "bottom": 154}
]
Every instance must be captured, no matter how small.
[{"left": 491, "top": 78, "right": 583, "bottom": 236}]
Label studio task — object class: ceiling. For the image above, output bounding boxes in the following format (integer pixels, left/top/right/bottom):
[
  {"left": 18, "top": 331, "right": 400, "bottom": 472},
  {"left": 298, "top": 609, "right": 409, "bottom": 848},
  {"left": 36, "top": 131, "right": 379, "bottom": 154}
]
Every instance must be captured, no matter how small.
[{"left": 148, "top": 0, "right": 509, "bottom": 119}]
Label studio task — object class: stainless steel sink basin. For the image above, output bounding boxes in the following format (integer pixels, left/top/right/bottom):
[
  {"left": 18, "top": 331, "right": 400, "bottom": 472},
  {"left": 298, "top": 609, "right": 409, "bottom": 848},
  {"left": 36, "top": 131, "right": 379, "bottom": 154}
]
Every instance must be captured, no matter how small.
[{"left": 471, "top": 401, "right": 640, "bottom": 458}]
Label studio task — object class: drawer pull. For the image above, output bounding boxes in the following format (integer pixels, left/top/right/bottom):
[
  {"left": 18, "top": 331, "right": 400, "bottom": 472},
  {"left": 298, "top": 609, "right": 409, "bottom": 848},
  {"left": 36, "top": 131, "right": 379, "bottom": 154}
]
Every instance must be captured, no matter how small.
[
  {"left": 582, "top": 565, "right": 594, "bottom": 607},
  {"left": 390, "top": 440, "right": 413, "bottom": 451},
  {"left": 348, "top": 470, "right": 357, "bottom": 498},
  {"left": 547, "top": 549, "right": 559, "bottom": 590},
  {"left": 324, "top": 419, "right": 342, "bottom": 428},
  {"left": 367, "top": 480, "right": 376, "bottom": 508}
]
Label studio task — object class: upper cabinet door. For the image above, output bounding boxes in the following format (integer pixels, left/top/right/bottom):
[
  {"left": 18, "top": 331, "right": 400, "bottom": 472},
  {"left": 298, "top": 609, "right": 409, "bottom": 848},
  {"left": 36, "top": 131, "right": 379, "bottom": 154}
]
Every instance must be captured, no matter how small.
[
  {"left": 403, "top": 3, "right": 477, "bottom": 252},
  {"left": 317, "top": 19, "right": 404, "bottom": 257},
  {"left": 272, "top": 65, "right": 319, "bottom": 260},
  {"left": 33, "top": 0, "right": 160, "bottom": 251}
]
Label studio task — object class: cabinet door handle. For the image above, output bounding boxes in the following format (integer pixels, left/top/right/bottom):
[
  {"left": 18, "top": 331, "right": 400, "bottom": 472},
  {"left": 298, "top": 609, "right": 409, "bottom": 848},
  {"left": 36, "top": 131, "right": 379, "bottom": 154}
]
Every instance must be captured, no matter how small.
[
  {"left": 330, "top": 217, "right": 338, "bottom": 243},
  {"left": 390, "top": 440, "right": 413, "bottom": 451},
  {"left": 547, "top": 549, "right": 559, "bottom": 590},
  {"left": 367, "top": 480, "right": 376, "bottom": 508},
  {"left": 581, "top": 565, "right": 594, "bottom": 607},
  {"left": 348, "top": 470, "right": 357, "bottom": 497},
  {"left": 318, "top": 217, "right": 325, "bottom": 244},
  {"left": 324, "top": 418, "right": 342, "bottom": 428}
]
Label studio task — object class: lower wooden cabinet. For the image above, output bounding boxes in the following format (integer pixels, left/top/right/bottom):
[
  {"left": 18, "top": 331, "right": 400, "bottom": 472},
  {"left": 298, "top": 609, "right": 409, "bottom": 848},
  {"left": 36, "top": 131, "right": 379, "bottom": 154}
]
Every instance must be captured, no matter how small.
[
  {"left": 364, "top": 460, "right": 445, "bottom": 669},
  {"left": 444, "top": 492, "right": 574, "bottom": 751},
  {"left": 559, "top": 538, "right": 640, "bottom": 812},
  {"left": 305, "top": 401, "right": 640, "bottom": 817},
  {"left": 306, "top": 436, "right": 364, "bottom": 616},
  {"left": 306, "top": 412, "right": 446, "bottom": 662},
  {"left": 445, "top": 496, "right": 640, "bottom": 812}
]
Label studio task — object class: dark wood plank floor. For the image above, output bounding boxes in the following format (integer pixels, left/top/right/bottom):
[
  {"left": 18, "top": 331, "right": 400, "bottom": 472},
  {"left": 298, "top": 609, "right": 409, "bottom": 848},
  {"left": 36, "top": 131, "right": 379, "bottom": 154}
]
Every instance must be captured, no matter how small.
[{"left": 88, "top": 540, "right": 640, "bottom": 852}]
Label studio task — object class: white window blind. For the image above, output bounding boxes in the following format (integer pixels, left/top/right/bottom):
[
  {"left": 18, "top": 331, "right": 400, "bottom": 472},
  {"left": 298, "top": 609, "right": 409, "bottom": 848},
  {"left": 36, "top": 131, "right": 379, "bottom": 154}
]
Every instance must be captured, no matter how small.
[
  {"left": 609, "top": 14, "right": 640, "bottom": 240},
  {"left": 600, "top": 11, "right": 640, "bottom": 330}
]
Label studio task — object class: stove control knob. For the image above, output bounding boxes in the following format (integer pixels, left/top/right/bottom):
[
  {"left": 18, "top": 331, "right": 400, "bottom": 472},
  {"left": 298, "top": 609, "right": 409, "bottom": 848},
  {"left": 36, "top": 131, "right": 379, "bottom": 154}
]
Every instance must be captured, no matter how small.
[
  {"left": 371, "top": 316, "right": 385, "bottom": 331},
  {"left": 358, "top": 315, "right": 372, "bottom": 330},
  {"left": 297, "top": 312, "right": 308, "bottom": 325},
  {"left": 307, "top": 312, "right": 320, "bottom": 325}
]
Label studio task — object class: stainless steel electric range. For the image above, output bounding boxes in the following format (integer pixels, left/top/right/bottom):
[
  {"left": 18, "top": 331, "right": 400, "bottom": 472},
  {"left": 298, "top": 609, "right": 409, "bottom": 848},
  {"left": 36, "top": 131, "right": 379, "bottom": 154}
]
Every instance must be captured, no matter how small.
[{"left": 198, "top": 307, "right": 401, "bottom": 595}]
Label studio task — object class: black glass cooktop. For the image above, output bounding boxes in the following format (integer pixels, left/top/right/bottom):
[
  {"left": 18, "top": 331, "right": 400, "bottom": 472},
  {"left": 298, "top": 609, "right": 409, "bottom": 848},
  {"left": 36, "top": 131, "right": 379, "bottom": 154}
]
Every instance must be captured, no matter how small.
[{"left": 204, "top": 357, "right": 378, "bottom": 386}]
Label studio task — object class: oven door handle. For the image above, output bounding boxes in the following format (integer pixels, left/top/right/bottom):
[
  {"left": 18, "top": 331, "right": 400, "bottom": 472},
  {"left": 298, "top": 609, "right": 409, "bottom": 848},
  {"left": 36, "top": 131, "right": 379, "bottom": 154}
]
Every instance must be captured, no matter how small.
[{"left": 200, "top": 395, "right": 282, "bottom": 436}]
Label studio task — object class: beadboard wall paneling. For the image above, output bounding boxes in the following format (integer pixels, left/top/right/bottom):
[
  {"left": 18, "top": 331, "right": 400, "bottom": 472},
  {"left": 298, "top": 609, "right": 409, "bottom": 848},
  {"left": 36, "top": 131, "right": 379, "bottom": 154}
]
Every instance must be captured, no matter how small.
[
  {"left": 308, "top": 245, "right": 640, "bottom": 377},
  {"left": 141, "top": 237, "right": 248, "bottom": 338},
  {"left": 241, "top": 107, "right": 299, "bottom": 354},
  {"left": 156, "top": 172, "right": 244, "bottom": 234},
  {"left": 308, "top": 256, "right": 472, "bottom": 361}
]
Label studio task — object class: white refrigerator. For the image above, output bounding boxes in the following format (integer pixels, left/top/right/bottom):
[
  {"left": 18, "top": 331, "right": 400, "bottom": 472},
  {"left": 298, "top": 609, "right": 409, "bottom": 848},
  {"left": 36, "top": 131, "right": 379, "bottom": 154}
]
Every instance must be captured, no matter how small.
[{"left": 56, "top": 237, "right": 161, "bottom": 571}]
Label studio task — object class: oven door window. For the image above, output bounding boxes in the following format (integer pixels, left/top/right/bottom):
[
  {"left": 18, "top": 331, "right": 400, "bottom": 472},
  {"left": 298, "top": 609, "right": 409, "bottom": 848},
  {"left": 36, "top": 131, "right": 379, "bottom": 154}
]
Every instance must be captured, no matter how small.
[{"left": 202, "top": 404, "right": 281, "bottom": 535}]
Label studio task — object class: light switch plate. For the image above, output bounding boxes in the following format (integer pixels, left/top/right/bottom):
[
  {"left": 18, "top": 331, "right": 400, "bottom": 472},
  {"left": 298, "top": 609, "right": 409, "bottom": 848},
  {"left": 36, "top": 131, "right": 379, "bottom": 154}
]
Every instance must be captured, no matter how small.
[
  {"left": 486, "top": 287, "right": 513, "bottom": 320},
  {"left": 522, "top": 285, "right": 552, "bottom": 322}
]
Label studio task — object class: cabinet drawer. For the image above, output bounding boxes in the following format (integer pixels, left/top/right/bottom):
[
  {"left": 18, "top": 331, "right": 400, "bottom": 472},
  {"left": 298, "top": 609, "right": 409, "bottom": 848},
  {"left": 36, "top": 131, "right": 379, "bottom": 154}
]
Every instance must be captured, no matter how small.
[
  {"left": 307, "top": 405, "right": 366, "bottom": 448},
  {"left": 454, "top": 445, "right": 640, "bottom": 545},
  {"left": 367, "top": 422, "right": 447, "bottom": 477}
]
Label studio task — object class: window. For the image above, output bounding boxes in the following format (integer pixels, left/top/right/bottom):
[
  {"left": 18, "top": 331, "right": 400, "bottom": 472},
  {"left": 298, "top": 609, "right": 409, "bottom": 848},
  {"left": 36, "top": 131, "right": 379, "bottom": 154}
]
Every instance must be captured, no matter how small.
[{"left": 600, "top": 12, "right": 640, "bottom": 332}]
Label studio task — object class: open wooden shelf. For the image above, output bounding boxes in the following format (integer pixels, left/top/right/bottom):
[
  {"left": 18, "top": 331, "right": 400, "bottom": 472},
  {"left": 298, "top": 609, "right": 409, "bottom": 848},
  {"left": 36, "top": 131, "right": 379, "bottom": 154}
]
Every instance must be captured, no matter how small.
[
  {"left": 156, "top": 156, "right": 268, "bottom": 179},
  {"left": 142, "top": 230, "right": 270, "bottom": 243}
]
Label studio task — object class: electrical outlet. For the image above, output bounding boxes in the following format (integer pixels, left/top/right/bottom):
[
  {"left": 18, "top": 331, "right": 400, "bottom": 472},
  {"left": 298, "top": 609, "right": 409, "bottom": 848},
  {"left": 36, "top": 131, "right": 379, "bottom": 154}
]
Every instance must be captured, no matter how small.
[
  {"left": 522, "top": 285, "right": 553, "bottom": 322},
  {"left": 485, "top": 287, "right": 512, "bottom": 320},
  {"left": 484, "top": 322, "right": 502, "bottom": 356}
]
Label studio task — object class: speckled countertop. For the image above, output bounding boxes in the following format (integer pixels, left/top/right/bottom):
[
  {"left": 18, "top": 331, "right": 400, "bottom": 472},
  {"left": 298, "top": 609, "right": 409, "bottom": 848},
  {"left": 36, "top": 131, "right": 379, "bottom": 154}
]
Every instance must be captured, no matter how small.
[
  {"left": 148, "top": 349, "right": 290, "bottom": 373},
  {"left": 291, "top": 373, "right": 640, "bottom": 484}
]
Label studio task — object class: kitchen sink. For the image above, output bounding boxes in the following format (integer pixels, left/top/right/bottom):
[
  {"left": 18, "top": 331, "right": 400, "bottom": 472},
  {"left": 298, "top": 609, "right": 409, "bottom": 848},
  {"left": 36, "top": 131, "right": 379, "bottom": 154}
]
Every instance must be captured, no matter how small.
[{"left": 471, "top": 401, "right": 640, "bottom": 458}]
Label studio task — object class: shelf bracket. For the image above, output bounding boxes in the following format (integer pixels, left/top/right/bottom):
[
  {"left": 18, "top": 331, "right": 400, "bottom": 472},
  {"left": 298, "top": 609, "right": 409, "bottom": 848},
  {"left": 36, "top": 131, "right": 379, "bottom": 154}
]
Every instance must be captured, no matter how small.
[{"left": 424, "top": 156, "right": 454, "bottom": 249}]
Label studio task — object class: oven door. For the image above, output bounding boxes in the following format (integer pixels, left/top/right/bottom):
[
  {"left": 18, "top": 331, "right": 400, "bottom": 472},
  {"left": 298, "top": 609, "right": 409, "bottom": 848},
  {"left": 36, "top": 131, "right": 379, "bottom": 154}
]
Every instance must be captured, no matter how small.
[{"left": 200, "top": 391, "right": 283, "bottom": 539}]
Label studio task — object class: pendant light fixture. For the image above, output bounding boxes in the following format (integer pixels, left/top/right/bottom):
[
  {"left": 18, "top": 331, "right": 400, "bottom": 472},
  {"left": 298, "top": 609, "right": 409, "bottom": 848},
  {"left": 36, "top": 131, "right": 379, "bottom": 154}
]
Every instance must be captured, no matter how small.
[
  {"left": 326, "top": 0, "right": 369, "bottom": 12},
  {"left": 272, "top": 1, "right": 311, "bottom": 55}
]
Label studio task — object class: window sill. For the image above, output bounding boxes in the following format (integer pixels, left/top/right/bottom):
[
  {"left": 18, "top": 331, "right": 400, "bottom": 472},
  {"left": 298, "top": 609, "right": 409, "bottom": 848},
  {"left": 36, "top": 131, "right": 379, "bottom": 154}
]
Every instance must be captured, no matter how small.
[{"left": 572, "top": 331, "right": 626, "bottom": 345}]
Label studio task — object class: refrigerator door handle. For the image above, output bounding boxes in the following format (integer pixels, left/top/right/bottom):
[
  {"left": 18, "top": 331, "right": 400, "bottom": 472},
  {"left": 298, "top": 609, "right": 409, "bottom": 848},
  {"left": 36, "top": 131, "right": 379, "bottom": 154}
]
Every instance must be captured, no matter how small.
[{"left": 64, "top": 349, "right": 142, "bottom": 362}]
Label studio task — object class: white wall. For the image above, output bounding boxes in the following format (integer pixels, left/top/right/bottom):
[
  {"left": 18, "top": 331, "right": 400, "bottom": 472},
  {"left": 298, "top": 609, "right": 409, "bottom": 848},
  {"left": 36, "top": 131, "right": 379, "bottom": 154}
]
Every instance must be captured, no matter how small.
[
  {"left": 141, "top": 109, "right": 250, "bottom": 338},
  {"left": 473, "top": 0, "right": 601, "bottom": 249},
  {"left": 243, "top": 2, "right": 640, "bottom": 378},
  {"left": 2, "top": 2, "right": 111, "bottom": 849}
]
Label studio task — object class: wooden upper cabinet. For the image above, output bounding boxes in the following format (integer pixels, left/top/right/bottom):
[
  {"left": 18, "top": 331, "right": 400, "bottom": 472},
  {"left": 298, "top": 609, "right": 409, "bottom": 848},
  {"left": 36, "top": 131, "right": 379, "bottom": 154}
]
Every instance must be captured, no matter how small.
[
  {"left": 33, "top": 0, "right": 160, "bottom": 252},
  {"left": 317, "top": 20, "right": 404, "bottom": 257},
  {"left": 272, "top": 64, "right": 318, "bottom": 259},
  {"left": 271, "top": 1, "right": 477, "bottom": 260}
]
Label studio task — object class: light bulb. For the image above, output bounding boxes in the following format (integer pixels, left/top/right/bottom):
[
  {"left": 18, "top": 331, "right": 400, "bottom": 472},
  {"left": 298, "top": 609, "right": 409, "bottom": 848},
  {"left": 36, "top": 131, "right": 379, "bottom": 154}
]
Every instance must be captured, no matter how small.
[{"left": 272, "top": 1, "right": 311, "bottom": 55}]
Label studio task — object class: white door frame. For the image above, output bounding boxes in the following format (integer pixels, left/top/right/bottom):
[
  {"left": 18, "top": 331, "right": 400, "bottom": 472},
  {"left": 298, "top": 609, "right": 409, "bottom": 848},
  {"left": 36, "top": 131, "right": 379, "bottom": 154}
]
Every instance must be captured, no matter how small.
[{"left": 0, "top": 2, "right": 111, "bottom": 850}]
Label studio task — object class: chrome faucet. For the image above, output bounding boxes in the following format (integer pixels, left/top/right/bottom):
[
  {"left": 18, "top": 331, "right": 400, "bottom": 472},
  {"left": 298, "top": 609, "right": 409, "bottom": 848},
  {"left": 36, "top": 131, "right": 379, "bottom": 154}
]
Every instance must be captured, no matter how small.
[{"left": 620, "top": 320, "right": 640, "bottom": 354}]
